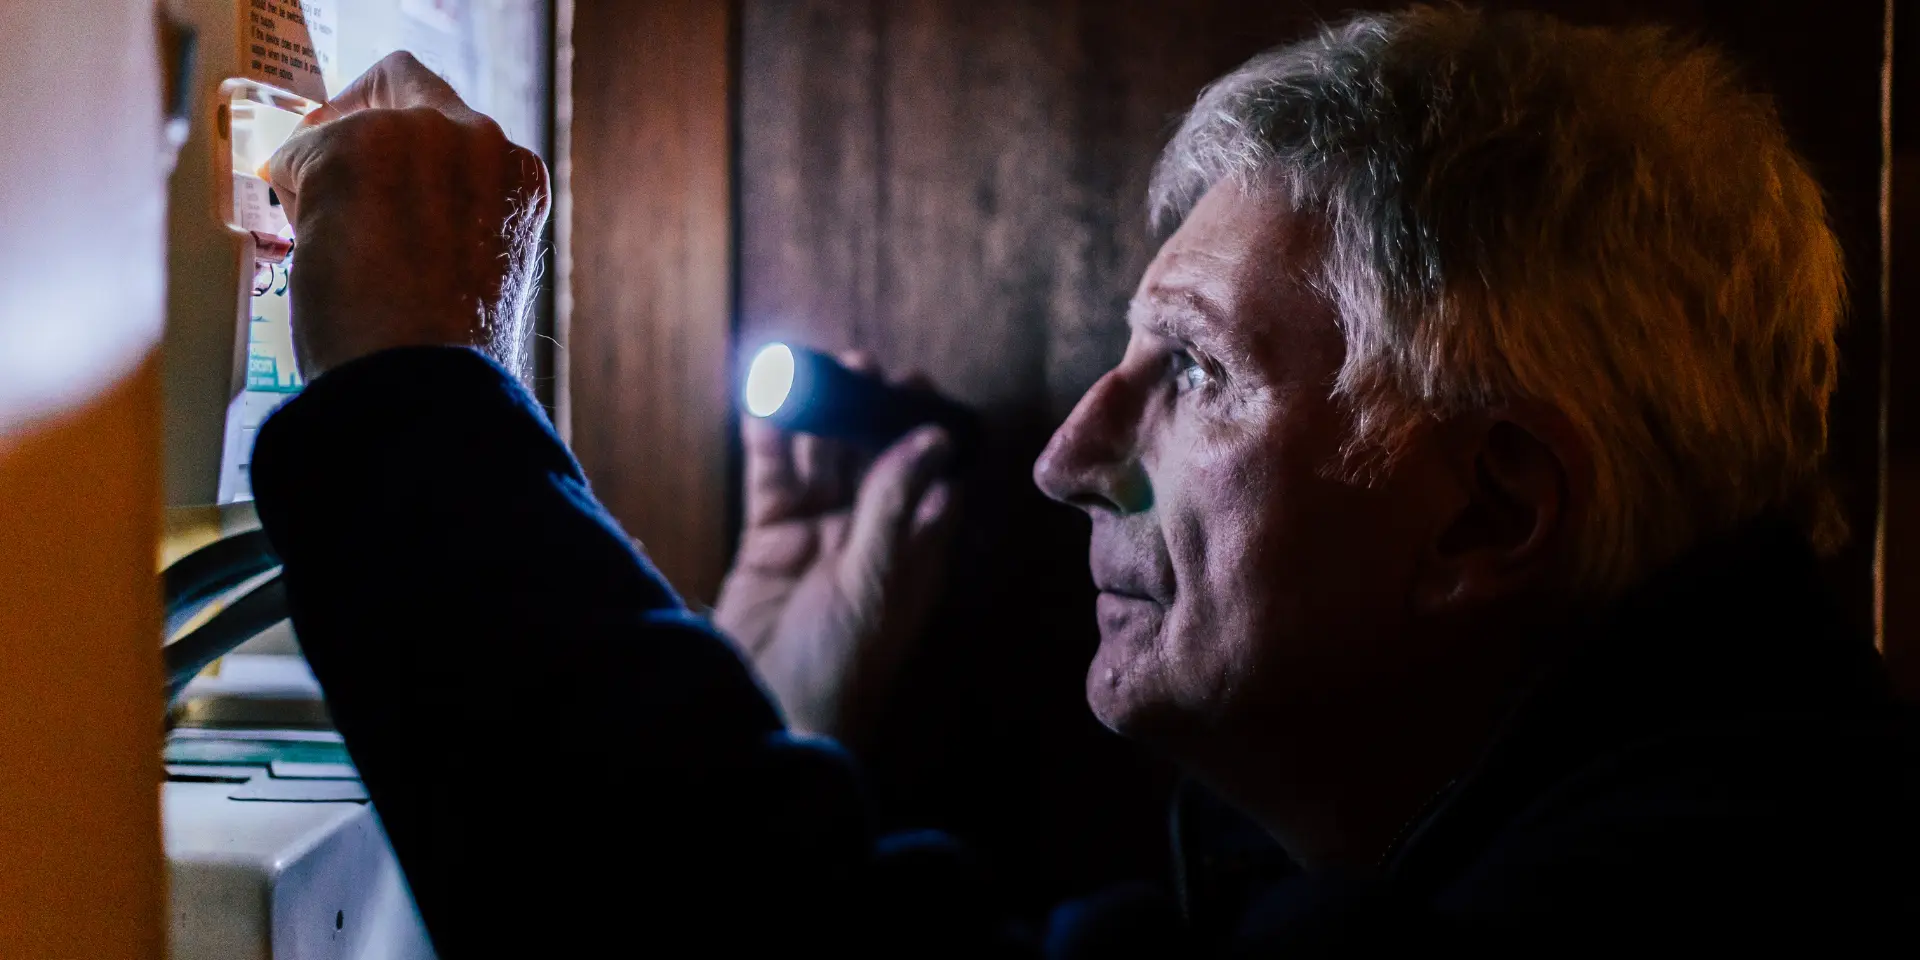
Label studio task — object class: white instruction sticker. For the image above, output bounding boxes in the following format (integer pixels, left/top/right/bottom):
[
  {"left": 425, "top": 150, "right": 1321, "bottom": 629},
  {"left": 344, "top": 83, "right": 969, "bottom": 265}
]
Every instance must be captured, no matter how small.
[
  {"left": 238, "top": 0, "right": 336, "bottom": 102},
  {"left": 231, "top": 175, "right": 291, "bottom": 237},
  {"left": 400, "top": 0, "right": 462, "bottom": 34},
  {"left": 302, "top": 2, "right": 340, "bottom": 93}
]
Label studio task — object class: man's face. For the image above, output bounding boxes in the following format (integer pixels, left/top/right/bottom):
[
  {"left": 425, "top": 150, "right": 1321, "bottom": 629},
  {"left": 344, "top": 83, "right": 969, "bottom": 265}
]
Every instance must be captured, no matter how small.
[{"left": 1034, "top": 181, "right": 1451, "bottom": 741}]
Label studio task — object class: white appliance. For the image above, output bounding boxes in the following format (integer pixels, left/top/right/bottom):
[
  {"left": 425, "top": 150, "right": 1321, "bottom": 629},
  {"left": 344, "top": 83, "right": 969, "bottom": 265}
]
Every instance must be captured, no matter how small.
[
  {"left": 166, "top": 654, "right": 434, "bottom": 960},
  {"left": 166, "top": 773, "right": 431, "bottom": 960}
]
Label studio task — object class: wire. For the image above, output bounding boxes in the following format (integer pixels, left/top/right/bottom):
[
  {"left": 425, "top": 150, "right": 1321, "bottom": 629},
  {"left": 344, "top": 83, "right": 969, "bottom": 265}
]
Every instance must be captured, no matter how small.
[
  {"left": 162, "top": 529, "right": 278, "bottom": 637},
  {"left": 164, "top": 572, "right": 288, "bottom": 703}
]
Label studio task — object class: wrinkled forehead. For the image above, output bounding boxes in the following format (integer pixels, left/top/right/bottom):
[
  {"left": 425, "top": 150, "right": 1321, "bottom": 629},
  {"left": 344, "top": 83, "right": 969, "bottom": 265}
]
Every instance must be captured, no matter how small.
[{"left": 1130, "top": 180, "right": 1333, "bottom": 350}]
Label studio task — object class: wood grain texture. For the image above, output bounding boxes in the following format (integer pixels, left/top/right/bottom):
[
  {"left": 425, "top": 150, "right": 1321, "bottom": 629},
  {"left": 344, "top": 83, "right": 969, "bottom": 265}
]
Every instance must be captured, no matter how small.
[
  {"left": 1887, "top": 152, "right": 1917, "bottom": 697},
  {"left": 1681, "top": 0, "right": 1890, "bottom": 643},
  {"left": 740, "top": 0, "right": 1890, "bottom": 909},
  {"left": 567, "top": 0, "right": 734, "bottom": 602},
  {"left": 1881, "top": 2, "right": 1913, "bottom": 696},
  {"left": 741, "top": 0, "right": 1359, "bottom": 911}
]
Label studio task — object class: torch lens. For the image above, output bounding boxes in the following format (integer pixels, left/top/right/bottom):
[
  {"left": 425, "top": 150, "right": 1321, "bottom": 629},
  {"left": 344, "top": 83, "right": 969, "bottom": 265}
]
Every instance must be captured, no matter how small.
[{"left": 745, "top": 343, "right": 797, "bottom": 418}]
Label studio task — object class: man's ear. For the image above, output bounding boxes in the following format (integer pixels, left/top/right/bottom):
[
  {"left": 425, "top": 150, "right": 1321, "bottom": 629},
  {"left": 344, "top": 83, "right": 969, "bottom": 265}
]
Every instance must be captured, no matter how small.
[{"left": 1414, "top": 412, "right": 1579, "bottom": 613}]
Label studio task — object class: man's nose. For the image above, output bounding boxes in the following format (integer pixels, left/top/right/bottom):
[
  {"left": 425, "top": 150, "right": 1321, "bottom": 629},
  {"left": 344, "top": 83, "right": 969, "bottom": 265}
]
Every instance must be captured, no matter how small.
[{"left": 1033, "top": 371, "right": 1150, "bottom": 514}]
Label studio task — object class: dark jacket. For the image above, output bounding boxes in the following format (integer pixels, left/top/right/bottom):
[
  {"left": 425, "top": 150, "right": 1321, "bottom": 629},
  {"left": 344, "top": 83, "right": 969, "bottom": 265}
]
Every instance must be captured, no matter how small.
[{"left": 252, "top": 347, "right": 1920, "bottom": 957}]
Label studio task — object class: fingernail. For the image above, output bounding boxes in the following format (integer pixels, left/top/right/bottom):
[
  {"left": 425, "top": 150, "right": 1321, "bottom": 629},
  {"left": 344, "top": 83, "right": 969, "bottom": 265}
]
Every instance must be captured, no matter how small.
[
  {"left": 924, "top": 480, "right": 954, "bottom": 513},
  {"left": 918, "top": 427, "right": 954, "bottom": 469}
]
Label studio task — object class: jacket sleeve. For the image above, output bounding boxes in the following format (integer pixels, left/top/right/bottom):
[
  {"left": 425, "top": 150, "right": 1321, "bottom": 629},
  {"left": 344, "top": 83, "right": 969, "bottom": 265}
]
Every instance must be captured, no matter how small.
[{"left": 250, "top": 346, "right": 872, "bottom": 956}]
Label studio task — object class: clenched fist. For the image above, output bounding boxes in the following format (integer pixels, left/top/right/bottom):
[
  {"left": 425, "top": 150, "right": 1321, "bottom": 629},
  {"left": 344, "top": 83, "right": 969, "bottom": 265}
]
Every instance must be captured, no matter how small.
[{"left": 267, "top": 52, "right": 550, "bottom": 380}]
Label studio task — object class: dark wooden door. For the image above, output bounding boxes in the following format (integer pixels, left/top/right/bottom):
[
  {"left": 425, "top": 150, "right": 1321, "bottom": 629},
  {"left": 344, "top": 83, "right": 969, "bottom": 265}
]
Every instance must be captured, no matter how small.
[
  {"left": 1885, "top": 5, "right": 1916, "bottom": 698},
  {"left": 739, "top": 0, "right": 1353, "bottom": 908}
]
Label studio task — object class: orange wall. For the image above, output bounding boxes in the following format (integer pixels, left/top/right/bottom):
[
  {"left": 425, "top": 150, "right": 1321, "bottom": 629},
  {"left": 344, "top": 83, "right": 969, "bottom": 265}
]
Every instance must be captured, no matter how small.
[
  {"left": 0, "top": 362, "right": 166, "bottom": 958},
  {"left": 0, "top": 0, "right": 169, "bottom": 954}
]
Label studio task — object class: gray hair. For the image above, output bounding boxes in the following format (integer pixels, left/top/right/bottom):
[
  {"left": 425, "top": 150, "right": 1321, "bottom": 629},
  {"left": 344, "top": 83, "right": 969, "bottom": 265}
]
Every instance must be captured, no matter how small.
[{"left": 1150, "top": 6, "right": 1846, "bottom": 595}]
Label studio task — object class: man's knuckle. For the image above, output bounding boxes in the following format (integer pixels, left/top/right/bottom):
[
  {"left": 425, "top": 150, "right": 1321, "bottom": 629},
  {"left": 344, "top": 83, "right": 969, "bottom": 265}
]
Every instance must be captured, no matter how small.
[
  {"left": 325, "top": 110, "right": 376, "bottom": 141},
  {"left": 378, "top": 50, "right": 426, "bottom": 75},
  {"left": 328, "top": 108, "right": 407, "bottom": 151},
  {"left": 291, "top": 130, "right": 356, "bottom": 185},
  {"left": 400, "top": 104, "right": 461, "bottom": 138},
  {"left": 302, "top": 147, "right": 353, "bottom": 189},
  {"left": 468, "top": 113, "right": 510, "bottom": 146},
  {"left": 508, "top": 145, "right": 551, "bottom": 198}
]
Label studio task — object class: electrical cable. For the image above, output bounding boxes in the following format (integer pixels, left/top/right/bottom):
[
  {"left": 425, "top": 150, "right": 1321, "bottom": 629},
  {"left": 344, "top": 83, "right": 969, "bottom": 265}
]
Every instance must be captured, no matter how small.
[
  {"left": 162, "top": 528, "right": 279, "bottom": 636},
  {"left": 163, "top": 572, "right": 288, "bottom": 703}
]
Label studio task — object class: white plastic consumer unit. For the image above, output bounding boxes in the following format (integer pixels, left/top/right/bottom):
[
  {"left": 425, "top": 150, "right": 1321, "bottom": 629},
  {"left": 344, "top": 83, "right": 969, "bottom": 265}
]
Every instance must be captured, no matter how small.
[
  {"left": 166, "top": 656, "right": 439, "bottom": 956},
  {"left": 163, "top": 0, "right": 330, "bottom": 505},
  {"left": 166, "top": 654, "right": 436, "bottom": 960},
  {"left": 167, "top": 775, "right": 434, "bottom": 960},
  {"left": 163, "top": 0, "right": 508, "bottom": 505}
]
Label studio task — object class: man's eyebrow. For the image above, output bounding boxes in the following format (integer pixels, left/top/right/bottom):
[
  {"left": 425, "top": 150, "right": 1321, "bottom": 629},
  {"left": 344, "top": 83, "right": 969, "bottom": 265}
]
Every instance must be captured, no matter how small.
[{"left": 1128, "top": 288, "right": 1229, "bottom": 346}]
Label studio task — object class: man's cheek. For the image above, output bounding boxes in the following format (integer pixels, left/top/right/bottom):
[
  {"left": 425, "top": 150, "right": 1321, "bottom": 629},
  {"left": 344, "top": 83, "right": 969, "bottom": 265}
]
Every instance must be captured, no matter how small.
[{"left": 1169, "top": 447, "right": 1273, "bottom": 599}]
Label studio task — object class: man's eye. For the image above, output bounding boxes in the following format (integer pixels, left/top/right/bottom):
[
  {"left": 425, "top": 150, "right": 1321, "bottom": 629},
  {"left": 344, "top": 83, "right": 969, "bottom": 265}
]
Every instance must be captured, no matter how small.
[{"left": 1170, "top": 350, "right": 1212, "bottom": 395}]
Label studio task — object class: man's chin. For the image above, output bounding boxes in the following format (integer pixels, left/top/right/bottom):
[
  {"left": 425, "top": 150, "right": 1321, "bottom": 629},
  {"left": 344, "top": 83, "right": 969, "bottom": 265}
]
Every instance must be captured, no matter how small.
[{"left": 1083, "top": 639, "right": 1193, "bottom": 740}]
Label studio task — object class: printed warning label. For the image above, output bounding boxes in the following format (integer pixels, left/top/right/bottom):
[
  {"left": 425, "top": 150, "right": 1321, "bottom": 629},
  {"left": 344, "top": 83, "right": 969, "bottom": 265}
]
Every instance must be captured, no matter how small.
[
  {"left": 239, "top": 0, "right": 336, "bottom": 102},
  {"left": 246, "top": 257, "right": 301, "bottom": 394},
  {"left": 232, "top": 174, "right": 291, "bottom": 238}
]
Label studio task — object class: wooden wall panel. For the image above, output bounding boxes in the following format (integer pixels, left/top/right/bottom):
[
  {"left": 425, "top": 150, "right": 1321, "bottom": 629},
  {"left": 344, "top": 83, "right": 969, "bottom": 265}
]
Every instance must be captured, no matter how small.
[
  {"left": 566, "top": 0, "right": 734, "bottom": 602},
  {"left": 1882, "top": 2, "right": 1914, "bottom": 696},
  {"left": 1681, "top": 0, "right": 1890, "bottom": 641},
  {"left": 741, "top": 0, "right": 1356, "bottom": 911},
  {"left": 740, "top": 0, "right": 1891, "bottom": 910}
]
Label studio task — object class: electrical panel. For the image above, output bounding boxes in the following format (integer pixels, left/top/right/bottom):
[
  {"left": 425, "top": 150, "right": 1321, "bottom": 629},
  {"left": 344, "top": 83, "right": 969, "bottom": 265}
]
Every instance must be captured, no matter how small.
[{"left": 163, "top": 0, "right": 549, "bottom": 505}]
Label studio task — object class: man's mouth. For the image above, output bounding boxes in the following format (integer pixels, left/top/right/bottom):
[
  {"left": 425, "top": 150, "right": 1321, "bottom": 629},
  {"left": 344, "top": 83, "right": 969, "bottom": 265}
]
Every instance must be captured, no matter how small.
[
  {"left": 1093, "top": 587, "right": 1167, "bottom": 642},
  {"left": 1087, "top": 525, "right": 1173, "bottom": 606},
  {"left": 1090, "top": 561, "right": 1173, "bottom": 606},
  {"left": 1095, "top": 583, "right": 1164, "bottom": 605}
]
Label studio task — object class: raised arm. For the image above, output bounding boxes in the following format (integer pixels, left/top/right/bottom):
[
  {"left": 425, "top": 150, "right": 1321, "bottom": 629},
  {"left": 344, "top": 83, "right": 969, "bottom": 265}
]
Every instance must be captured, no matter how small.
[{"left": 254, "top": 53, "right": 871, "bottom": 955}]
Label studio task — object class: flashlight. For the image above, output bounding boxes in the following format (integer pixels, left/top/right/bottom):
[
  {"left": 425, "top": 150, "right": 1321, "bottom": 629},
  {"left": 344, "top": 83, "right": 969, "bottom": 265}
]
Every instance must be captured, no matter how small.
[{"left": 743, "top": 343, "right": 980, "bottom": 469}]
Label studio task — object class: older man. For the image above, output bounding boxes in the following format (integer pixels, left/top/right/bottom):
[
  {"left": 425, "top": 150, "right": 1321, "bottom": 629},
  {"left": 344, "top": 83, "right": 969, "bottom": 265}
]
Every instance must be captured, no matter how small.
[{"left": 256, "top": 7, "right": 1918, "bottom": 957}]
